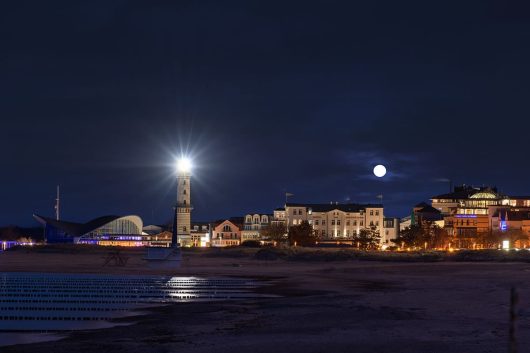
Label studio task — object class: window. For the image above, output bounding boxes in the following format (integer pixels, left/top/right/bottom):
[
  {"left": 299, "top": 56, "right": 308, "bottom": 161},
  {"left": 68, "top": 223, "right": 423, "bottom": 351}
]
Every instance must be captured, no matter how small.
[
  {"left": 353, "top": 220, "right": 357, "bottom": 226},
  {"left": 223, "top": 225, "right": 231, "bottom": 232},
  {"left": 370, "top": 221, "right": 374, "bottom": 226},
  {"left": 183, "top": 189, "right": 187, "bottom": 195},
  {"left": 370, "top": 210, "right": 374, "bottom": 216},
  {"left": 315, "top": 220, "right": 319, "bottom": 225},
  {"left": 337, "top": 220, "right": 341, "bottom": 225},
  {"left": 299, "top": 209, "right": 303, "bottom": 215},
  {"left": 346, "top": 221, "right": 350, "bottom": 226},
  {"left": 331, "top": 220, "right": 335, "bottom": 225},
  {"left": 322, "top": 220, "right": 326, "bottom": 225},
  {"left": 375, "top": 210, "right": 379, "bottom": 216},
  {"left": 183, "top": 226, "right": 187, "bottom": 232},
  {"left": 360, "top": 221, "right": 363, "bottom": 226},
  {"left": 375, "top": 221, "right": 379, "bottom": 226}
]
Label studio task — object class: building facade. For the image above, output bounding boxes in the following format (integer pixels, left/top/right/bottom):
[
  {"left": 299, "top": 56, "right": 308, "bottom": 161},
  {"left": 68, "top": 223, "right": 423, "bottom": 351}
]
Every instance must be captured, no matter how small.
[
  {"left": 33, "top": 214, "right": 147, "bottom": 246},
  {"left": 241, "top": 213, "right": 271, "bottom": 243},
  {"left": 431, "top": 184, "right": 530, "bottom": 247},
  {"left": 211, "top": 219, "right": 242, "bottom": 247},
  {"left": 280, "top": 203, "right": 392, "bottom": 244}
]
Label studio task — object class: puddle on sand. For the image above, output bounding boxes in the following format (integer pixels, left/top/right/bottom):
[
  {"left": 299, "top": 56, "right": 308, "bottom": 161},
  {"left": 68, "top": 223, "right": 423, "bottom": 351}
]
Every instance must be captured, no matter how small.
[{"left": 0, "top": 332, "right": 66, "bottom": 347}]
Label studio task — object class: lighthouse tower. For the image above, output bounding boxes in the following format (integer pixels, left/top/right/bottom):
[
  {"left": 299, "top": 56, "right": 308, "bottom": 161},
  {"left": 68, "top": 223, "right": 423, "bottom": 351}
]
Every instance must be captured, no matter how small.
[{"left": 173, "top": 158, "right": 192, "bottom": 247}]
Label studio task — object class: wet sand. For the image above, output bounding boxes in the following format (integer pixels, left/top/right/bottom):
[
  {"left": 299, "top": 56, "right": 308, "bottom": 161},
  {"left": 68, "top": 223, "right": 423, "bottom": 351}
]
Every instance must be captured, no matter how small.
[{"left": 2, "top": 248, "right": 530, "bottom": 353}]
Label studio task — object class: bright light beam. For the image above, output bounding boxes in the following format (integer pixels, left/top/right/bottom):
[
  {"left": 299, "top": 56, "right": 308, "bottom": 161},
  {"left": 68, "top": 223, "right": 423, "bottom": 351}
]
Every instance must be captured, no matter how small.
[{"left": 176, "top": 157, "right": 192, "bottom": 174}]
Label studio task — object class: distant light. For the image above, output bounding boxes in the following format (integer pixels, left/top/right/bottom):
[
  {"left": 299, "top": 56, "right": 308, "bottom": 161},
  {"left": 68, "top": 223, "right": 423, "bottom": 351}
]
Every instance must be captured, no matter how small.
[
  {"left": 502, "top": 240, "right": 510, "bottom": 250},
  {"left": 373, "top": 164, "right": 387, "bottom": 178},
  {"left": 176, "top": 157, "right": 192, "bottom": 173}
]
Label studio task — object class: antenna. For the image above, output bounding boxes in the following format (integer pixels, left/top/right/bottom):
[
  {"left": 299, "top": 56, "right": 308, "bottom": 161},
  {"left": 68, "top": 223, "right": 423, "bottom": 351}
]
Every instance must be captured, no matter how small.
[{"left": 55, "top": 185, "right": 60, "bottom": 221}]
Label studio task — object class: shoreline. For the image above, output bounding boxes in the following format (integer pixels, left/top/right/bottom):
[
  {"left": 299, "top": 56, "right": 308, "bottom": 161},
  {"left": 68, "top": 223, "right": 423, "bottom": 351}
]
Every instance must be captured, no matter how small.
[{"left": 2, "top": 248, "right": 530, "bottom": 352}]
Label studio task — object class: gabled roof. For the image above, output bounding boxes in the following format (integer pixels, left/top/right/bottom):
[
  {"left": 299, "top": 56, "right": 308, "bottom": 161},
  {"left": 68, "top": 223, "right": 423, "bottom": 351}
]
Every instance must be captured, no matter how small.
[
  {"left": 414, "top": 202, "right": 430, "bottom": 208},
  {"left": 229, "top": 217, "right": 245, "bottom": 226},
  {"left": 416, "top": 205, "right": 442, "bottom": 214},
  {"left": 285, "top": 203, "right": 383, "bottom": 213}
]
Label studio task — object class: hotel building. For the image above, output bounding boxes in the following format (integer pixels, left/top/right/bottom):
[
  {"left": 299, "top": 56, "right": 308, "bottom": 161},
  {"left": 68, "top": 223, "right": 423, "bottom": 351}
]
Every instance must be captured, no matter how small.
[
  {"left": 278, "top": 203, "right": 393, "bottom": 244},
  {"left": 430, "top": 185, "right": 530, "bottom": 247}
]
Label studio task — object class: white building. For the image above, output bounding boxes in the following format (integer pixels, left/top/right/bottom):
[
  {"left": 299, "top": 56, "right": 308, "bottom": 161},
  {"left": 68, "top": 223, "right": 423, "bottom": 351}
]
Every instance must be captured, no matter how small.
[
  {"left": 241, "top": 213, "right": 271, "bottom": 243},
  {"left": 281, "top": 202, "right": 394, "bottom": 244}
]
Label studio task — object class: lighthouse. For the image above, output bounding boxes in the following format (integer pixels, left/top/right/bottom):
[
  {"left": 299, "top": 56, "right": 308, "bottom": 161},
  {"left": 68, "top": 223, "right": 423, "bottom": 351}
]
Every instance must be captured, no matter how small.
[{"left": 173, "top": 158, "right": 192, "bottom": 247}]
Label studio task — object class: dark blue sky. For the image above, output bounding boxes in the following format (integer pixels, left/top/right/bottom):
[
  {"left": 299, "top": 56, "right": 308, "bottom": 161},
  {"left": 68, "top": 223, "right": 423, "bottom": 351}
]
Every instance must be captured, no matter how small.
[{"left": 2, "top": 1, "right": 530, "bottom": 226}]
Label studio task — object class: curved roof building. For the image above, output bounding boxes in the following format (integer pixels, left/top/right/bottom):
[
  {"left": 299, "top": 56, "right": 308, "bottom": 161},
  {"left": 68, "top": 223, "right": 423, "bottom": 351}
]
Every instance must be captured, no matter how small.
[{"left": 33, "top": 214, "right": 143, "bottom": 244}]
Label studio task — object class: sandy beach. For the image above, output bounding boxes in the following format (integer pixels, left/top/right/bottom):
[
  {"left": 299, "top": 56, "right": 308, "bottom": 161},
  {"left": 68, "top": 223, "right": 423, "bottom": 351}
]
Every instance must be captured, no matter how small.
[{"left": 2, "top": 247, "right": 530, "bottom": 353}]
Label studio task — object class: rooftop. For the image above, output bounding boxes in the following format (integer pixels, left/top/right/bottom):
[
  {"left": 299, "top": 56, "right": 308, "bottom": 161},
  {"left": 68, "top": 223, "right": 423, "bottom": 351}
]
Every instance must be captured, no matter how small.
[{"left": 286, "top": 203, "right": 383, "bottom": 213}]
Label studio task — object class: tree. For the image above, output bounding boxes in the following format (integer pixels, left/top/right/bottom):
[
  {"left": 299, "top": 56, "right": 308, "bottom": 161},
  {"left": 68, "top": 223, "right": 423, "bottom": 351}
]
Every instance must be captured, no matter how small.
[
  {"left": 392, "top": 224, "right": 424, "bottom": 249},
  {"left": 260, "top": 223, "right": 287, "bottom": 243},
  {"left": 288, "top": 221, "right": 315, "bottom": 246},
  {"left": 506, "top": 229, "right": 529, "bottom": 248},
  {"left": 427, "top": 223, "right": 451, "bottom": 249},
  {"left": 355, "top": 226, "right": 381, "bottom": 250},
  {"left": 476, "top": 231, "right": 501, "bottom": 249}
]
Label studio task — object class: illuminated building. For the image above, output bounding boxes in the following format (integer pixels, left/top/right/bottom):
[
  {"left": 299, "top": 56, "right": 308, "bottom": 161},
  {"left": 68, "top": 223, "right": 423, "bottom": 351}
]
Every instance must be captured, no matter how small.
[
  {"left": 272, "top": 208, "right": 286, "bottom": 225},
  {"left": 211, "top": 218, "right": 242, "bottom": 247},
  {"left": 191, "top": 222, "right": 211, "bottom": 247},
  {"left": 144, "top": 222, "right": 211, "bottom": 247},
  {"left": 383, "top": 217, "right": 399, "bottom": 241},
  {"left": 280, "top": 203, "right": 392, "bottom": 243},
  {"left": 33, "top": 214, "right": 148, "bottom": 246},
  {"left": 241, "top": 213, "right": 271, "bottom": 243},
  {"left": 430, "top": 184, "right": 530, "bottom": 248}
]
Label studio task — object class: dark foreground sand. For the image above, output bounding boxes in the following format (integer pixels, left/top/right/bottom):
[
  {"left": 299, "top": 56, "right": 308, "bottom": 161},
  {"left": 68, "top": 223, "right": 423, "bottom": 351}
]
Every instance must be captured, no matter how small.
[{"left": 2, "top": 248, "right": 530, "bottom": 353}]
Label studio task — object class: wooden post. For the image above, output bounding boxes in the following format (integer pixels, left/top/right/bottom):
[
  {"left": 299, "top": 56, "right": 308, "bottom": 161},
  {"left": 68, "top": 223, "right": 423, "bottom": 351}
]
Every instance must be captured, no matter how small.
[{"left": 509, "top": 286, "right": 518, "bottom": 353}]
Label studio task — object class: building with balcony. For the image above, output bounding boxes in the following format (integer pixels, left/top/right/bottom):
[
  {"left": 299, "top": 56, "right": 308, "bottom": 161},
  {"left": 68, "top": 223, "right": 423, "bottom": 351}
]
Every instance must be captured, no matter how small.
[
  {"left": 211, "top": 218, "right": 242, "bottom": 247},
  {"left": 430, "top": 184, "right": 530, "bottom": 247},
  {"left": 241, "top": 213, "right": 271, "bottom": 243},
  {"left": 282, "top": 202, "right": 393, "bottom": 244}
]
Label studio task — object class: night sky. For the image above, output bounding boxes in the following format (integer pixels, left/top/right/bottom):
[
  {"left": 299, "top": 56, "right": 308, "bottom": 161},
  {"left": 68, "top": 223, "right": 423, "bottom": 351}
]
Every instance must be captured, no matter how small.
[{"left": 3, "top": 1, "right": 530, "bottom": 226}]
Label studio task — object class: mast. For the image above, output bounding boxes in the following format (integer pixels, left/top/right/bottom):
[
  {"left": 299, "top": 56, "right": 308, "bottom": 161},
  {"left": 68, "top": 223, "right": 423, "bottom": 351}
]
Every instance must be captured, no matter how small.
[{"left": 55, "top": 185, "right": 60, "bottom": 221}]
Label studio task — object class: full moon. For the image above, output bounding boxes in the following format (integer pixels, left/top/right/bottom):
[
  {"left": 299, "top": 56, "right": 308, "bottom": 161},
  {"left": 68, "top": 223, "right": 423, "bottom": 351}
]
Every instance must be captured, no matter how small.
[{"left": 373, "top": 164, "right": 387, "bottom": 178}]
